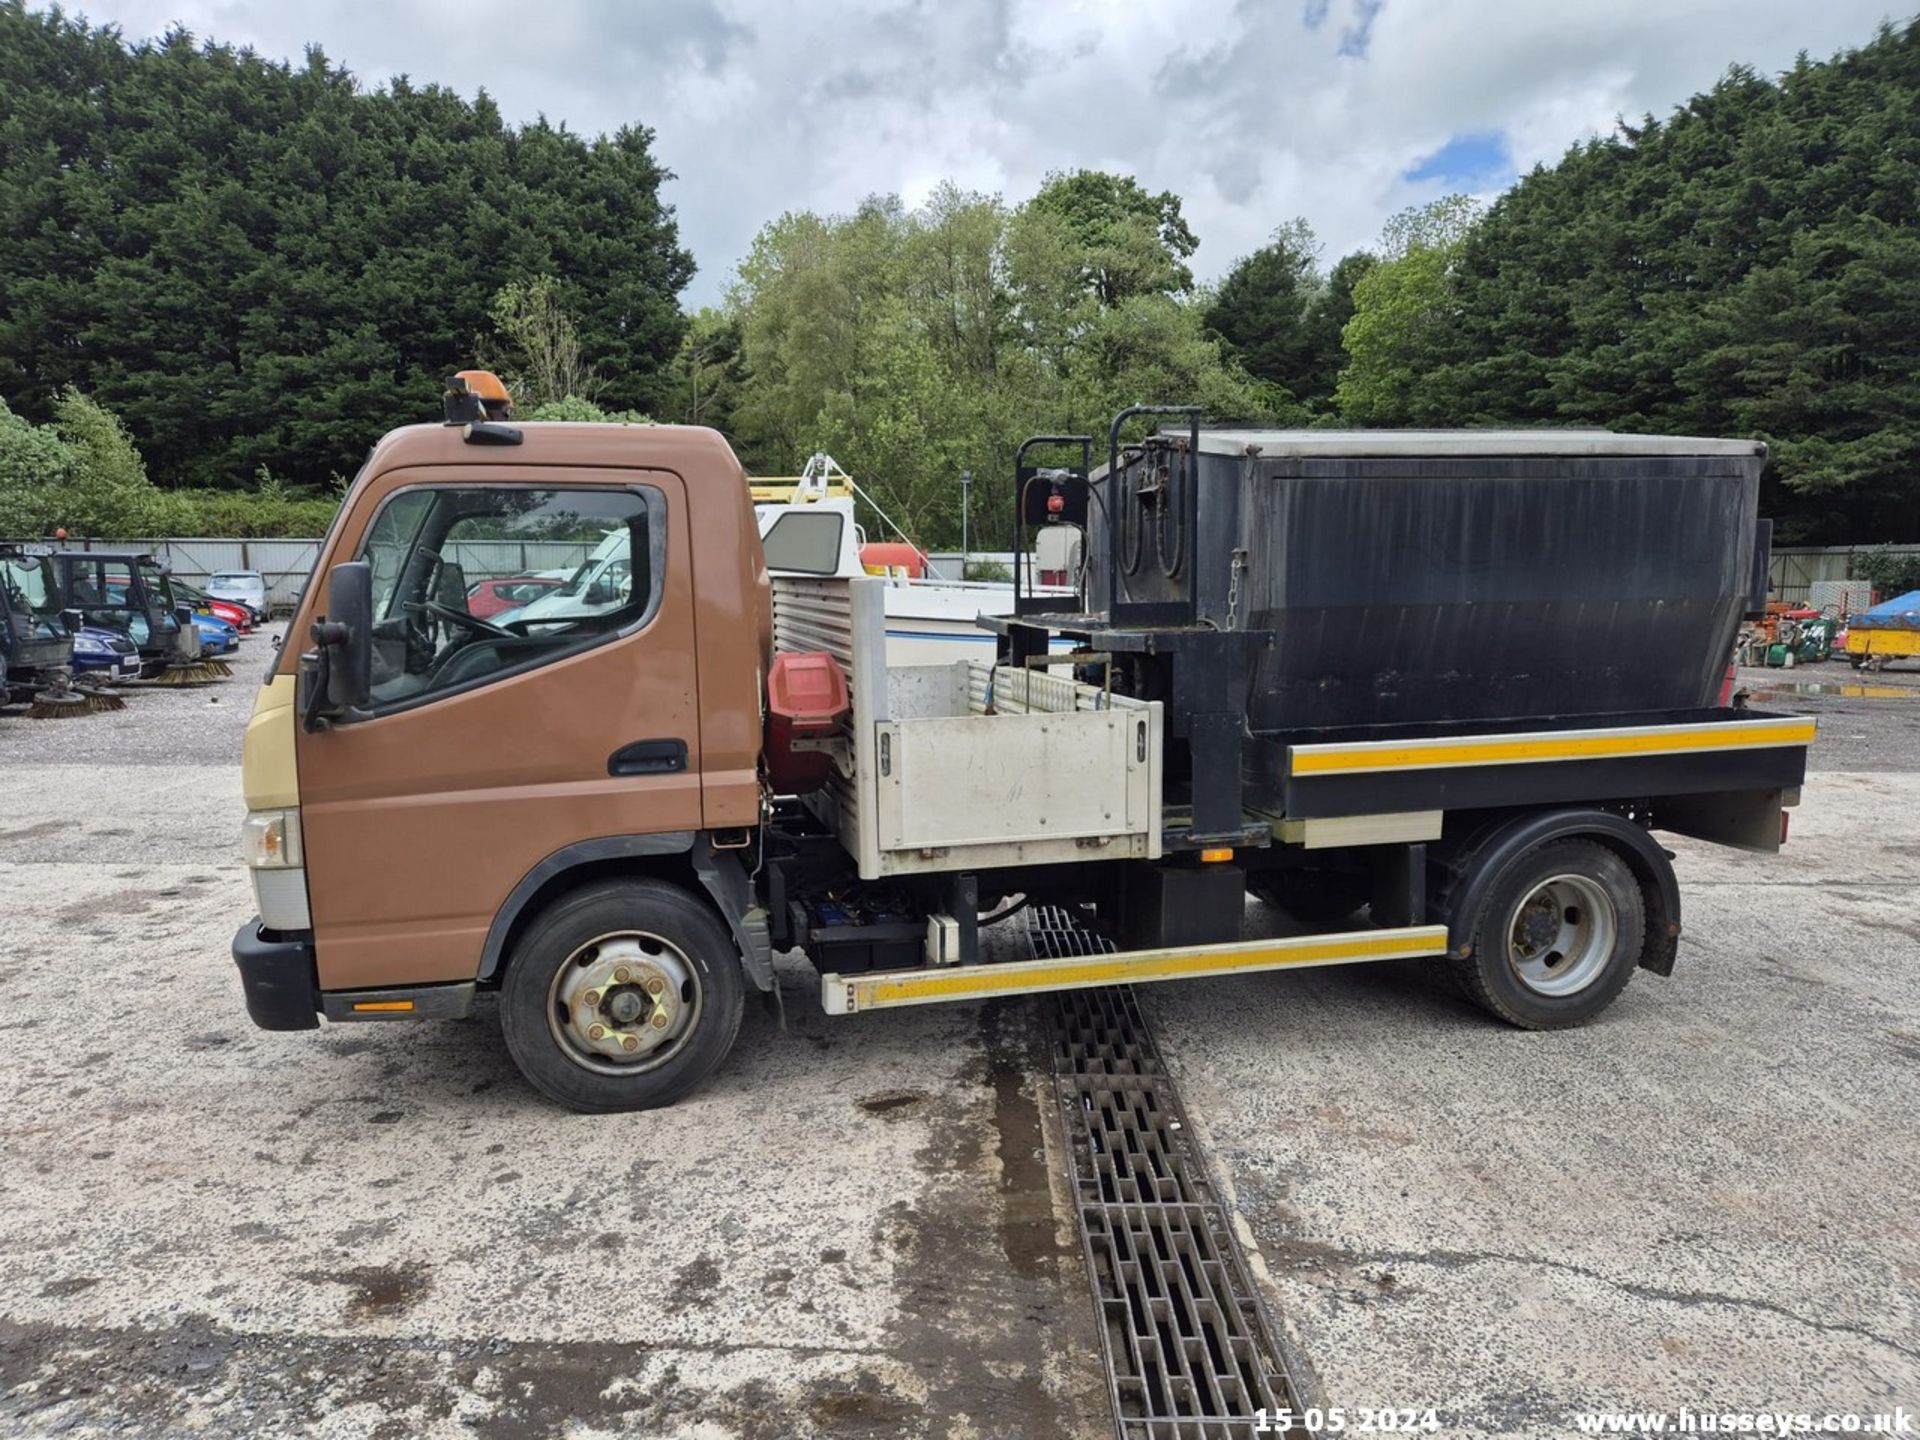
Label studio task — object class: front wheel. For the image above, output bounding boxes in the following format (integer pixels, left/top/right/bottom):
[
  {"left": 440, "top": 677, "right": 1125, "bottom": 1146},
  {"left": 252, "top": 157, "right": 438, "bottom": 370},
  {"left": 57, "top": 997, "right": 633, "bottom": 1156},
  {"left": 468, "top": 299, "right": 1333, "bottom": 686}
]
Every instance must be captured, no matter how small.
[
  {"left": 1450, "top": 839, "right": 1645, "bottom": 1030},
  {"left": 500, "top": 878, "right": 745, "bottom": 1112}
]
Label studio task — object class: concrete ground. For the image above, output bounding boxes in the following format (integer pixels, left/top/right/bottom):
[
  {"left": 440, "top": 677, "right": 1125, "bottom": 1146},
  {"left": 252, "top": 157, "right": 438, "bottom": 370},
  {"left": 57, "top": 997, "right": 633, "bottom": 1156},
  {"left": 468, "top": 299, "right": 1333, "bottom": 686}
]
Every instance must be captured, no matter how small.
[{"left": 0, "top": 640, "right": 1915, "bottom": 1438}]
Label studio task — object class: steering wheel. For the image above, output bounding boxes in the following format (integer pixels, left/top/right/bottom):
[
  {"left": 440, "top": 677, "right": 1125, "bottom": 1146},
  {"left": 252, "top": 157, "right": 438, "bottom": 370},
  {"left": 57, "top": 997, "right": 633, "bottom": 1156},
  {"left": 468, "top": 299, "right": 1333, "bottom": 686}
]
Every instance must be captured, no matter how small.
[{"left": 403, "top": 599, "right": 517, "bottom": 640}]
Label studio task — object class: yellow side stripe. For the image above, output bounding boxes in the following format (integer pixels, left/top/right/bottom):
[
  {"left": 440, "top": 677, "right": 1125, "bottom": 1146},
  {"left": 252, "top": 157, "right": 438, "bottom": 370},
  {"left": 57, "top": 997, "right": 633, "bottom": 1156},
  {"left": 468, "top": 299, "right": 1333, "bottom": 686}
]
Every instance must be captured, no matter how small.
[
  {"left": 1291, "top": 718, "right": 1816, "bottom": 777},
  {"left": 828, "top": 925, "right": 1450, "bottom": 1014}
]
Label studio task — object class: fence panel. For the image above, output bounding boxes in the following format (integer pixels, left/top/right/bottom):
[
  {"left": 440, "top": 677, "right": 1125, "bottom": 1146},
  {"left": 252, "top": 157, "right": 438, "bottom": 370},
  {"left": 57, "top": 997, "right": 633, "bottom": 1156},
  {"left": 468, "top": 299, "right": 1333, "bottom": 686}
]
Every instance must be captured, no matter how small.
[
  {"left": 443, "top": 540, "right": 595, "bottom": 585},
  {"left": 1769, "top": 545, "right": 1920, "bottom": 609}
]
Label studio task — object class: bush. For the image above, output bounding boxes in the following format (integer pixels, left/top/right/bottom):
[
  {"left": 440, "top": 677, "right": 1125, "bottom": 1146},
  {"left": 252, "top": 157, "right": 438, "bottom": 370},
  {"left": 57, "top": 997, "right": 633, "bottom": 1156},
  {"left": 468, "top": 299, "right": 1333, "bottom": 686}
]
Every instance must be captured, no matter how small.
[
  {"left": 0, "top": 397, "right": 80, "bottom": 532},
  {"left": 1855, "top": 546, "right": 1920, "bottom": 599},
  {"left": 168, "top": 489, "right": 342, "bottom": 538},
  {"left": 523, "top": 395, "right": 654, "bottom": 424},
  {"left": 0, "top": 391, "right": 342, "bottom": 539}
]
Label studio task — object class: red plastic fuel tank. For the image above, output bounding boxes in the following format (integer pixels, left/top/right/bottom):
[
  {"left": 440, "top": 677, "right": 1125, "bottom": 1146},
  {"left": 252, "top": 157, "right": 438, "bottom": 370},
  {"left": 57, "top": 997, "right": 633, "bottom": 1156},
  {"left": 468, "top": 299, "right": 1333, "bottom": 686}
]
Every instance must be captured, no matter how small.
[{"left": 765, "top": 651, "right": 851, "bottom": 795}]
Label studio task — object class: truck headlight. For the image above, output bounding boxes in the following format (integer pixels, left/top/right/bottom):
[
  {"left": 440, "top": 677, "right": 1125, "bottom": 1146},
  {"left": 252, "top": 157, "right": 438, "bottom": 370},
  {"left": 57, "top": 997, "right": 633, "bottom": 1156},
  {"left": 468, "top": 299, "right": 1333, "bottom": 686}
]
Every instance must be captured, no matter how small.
[
  {"left": 240, "top": 810, "right": 310, "bottom": 931},
  {"left": 240, "top": 808, "right": 303, "bottom": 868}
]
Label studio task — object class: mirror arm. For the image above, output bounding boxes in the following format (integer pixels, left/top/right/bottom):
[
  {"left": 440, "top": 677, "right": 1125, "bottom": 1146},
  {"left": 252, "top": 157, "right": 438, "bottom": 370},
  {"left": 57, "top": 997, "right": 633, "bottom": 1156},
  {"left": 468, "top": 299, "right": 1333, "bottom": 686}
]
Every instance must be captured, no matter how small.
[
  {"left": 302, "top": 618, "right": 372, "bottom": 731},
  {"left": 301, "top": 641, "right": 334, "bottom": 733}
]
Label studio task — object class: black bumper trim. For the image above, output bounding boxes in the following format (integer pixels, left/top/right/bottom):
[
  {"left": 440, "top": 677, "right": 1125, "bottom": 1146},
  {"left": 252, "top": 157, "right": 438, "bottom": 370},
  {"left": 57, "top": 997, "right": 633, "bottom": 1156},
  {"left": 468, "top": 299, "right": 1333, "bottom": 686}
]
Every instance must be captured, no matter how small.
[
  {"left": 321, "top": 983, "right": 477, "bottom": 1022},
  {"left": 231, "top": 919, "right": 320, "bottom": 1030}
]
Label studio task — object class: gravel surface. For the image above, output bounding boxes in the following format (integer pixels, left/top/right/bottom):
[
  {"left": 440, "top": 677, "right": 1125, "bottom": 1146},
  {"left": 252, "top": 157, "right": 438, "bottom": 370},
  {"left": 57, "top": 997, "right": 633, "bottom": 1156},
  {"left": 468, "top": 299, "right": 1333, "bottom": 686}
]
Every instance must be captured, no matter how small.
[
  {"left": 0, "top": 637, "right": 1913, "bottom": 1438},
  {"left": 0, "top": 626, "right": 280, "bottom": 767},
  {"left": 1736, "top": 659, "right": 1920, "bottom": 771},
  {"left": 1155, "top": 768, "right": 1920, "bottom": 1433}
]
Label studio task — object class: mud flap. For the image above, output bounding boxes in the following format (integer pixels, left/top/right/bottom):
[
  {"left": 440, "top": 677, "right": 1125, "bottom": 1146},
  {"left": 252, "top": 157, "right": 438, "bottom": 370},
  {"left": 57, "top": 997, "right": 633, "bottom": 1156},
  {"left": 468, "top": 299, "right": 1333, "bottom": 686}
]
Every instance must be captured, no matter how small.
[{"left": 691, "top": 840, "right": 775, "bottom": 993}]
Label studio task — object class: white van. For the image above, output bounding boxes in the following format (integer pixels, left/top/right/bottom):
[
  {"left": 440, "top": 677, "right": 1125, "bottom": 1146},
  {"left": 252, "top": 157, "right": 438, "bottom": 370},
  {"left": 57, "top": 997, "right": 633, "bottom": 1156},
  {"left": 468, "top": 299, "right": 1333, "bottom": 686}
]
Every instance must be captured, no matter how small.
[{"left": 493, "top": 528, "right": 632, "bottom": 627}]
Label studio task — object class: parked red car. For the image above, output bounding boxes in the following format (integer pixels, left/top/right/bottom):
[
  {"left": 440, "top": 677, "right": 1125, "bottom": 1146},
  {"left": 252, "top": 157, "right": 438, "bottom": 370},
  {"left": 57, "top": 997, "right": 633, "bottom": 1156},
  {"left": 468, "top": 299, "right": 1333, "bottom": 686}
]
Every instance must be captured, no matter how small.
[
  {"left": 466, "top": 574, "right": 565, "bottom": 619},
  {"left": 173, "top": 578, "right": 255, "bottom": 633}
]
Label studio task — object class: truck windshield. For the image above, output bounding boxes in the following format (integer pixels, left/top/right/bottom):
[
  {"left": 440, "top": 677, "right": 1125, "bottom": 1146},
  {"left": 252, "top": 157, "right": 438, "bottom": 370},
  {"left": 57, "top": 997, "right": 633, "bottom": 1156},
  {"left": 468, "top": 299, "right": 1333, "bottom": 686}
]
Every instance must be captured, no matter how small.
[
  {"left": 355, "top": 487, "right": 659, "bottom": 711},
  {"left": 1, "top": 556, "right": 68, "bottom": 639},
  {"left": 139, "top": 561, "right": 181, "bottom": 633}
]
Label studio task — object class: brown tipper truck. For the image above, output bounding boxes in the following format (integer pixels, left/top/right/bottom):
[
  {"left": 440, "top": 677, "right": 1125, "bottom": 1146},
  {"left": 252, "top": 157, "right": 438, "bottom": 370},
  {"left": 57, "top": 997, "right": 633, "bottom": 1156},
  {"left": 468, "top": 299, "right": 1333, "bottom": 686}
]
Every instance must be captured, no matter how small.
[{"left": 233, "top": 379, "right": 1813, "bottom": 1111}]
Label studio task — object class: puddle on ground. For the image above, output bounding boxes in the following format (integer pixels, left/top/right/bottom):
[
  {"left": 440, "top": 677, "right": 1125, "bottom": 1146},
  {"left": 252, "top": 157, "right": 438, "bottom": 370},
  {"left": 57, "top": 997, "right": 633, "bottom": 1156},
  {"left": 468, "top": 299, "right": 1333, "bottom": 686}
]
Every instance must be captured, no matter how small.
[{"left": 1747, "top": 682, "right": 1918, "bottom": 701}]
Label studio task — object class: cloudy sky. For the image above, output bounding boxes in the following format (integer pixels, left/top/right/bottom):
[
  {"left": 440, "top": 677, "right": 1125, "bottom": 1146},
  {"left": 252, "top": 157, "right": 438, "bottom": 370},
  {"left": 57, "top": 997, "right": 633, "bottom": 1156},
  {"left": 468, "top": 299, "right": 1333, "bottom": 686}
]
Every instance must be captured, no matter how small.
[{"left": 57, "top": 0, "right": 1908, "bottom": 305}]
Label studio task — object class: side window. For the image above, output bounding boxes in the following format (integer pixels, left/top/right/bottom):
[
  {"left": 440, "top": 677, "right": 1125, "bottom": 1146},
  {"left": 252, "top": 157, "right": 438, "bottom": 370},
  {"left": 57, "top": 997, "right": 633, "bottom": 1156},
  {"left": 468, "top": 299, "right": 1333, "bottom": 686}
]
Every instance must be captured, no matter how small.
[
  {"left": 355, "top": 485, "right": 663, "bottom": 711},
  {"left": 762, "top": 510, "right": 846, "bottom": 575}
]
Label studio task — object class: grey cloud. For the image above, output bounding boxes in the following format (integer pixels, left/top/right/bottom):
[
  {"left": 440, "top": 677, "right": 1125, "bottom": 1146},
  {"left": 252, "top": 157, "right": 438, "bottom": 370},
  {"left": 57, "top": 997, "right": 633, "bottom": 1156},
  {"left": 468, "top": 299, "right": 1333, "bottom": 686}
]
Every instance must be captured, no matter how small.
[{"left": 51, "top": 0, "right": 1905, "bottom": 303}]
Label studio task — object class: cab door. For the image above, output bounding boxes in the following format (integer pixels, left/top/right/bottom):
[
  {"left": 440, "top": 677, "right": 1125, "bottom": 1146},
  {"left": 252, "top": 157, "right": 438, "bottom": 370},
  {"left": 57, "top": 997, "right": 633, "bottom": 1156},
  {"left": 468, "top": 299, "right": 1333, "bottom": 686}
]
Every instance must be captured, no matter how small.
[{"left": 295, "top": 468, "right": 702, "bottom": 991}]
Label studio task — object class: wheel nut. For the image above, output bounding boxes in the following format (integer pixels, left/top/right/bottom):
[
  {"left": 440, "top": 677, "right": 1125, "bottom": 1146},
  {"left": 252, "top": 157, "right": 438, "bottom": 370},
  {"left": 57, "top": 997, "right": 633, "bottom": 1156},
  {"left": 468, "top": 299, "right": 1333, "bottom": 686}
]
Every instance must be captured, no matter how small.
[
  {"left": 622, "top": 1035, "right": 639, "bottom": 1052},
  {"left": 651, "top": 1012, "right": 669, "bottom": 1029},
  {"left": 613, "top": 966, "right": 631, "bottom": 984},
  {"left": 645, "top": 977, "right": 664, "bottom": 996},
  {"left": 582, "top": 990, "right": 601, "bottom": 1007},
  {"left": 588, "top": 1024, "right": 606, "bottom": 1041}
]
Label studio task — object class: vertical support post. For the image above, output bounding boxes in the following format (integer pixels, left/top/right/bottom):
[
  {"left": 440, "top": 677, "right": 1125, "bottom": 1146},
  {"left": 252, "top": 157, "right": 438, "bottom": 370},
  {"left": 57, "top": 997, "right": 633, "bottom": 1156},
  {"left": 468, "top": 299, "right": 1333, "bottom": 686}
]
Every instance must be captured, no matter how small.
[
  {"left": 1371, "top": 843, "right": 1428, "bottom": 928},
  {"left": 960, "top": 469, "right": 971, "bottom": 570},
  {"left": 948, "top": 872, "right": 979, "bottom": 965}
]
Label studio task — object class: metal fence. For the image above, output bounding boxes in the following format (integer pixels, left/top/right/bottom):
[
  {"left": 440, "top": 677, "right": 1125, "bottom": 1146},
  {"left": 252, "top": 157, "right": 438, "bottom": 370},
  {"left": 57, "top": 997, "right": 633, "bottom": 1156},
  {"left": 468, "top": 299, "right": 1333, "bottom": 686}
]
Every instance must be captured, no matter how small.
[
  {"left": 16, "top": 536, "right": 1916, "bottom": 614},
  {"left": 2, "top": 537, "right": 596, "bottom": 612},
  {"left": 1769, "top": 544, "right": 1920, "bottom": 609}
]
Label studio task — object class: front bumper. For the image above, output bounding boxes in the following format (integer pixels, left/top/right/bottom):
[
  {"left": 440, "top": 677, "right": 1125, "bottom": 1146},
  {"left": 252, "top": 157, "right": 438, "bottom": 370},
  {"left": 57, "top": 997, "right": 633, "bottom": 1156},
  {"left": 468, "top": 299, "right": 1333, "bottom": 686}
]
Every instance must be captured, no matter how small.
[
  {"left": 230, "top": 918, "right": 479, "bottom": 1029},
  {"left": 232, "top": 918, "right": 320, "bottom": 1030}
]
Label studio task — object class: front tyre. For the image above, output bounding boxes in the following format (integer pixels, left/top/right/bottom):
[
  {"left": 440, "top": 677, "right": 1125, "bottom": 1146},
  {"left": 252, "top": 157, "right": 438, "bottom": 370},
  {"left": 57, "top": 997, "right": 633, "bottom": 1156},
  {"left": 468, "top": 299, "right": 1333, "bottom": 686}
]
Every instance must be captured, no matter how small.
[
  {"left": 1450, "top": 839, "right": 1645, "bottom": 1030},
  {"left": 500, "top": 878, "right": 745, "bottom": 1112}
]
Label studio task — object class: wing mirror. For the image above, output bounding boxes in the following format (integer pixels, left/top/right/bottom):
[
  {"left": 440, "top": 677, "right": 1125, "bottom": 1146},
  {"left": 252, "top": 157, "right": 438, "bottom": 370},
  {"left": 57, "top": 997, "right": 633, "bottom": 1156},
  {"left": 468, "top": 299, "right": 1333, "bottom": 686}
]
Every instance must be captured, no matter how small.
[{"left": 302, "top": 561, "right": 373, "bottom": 731}]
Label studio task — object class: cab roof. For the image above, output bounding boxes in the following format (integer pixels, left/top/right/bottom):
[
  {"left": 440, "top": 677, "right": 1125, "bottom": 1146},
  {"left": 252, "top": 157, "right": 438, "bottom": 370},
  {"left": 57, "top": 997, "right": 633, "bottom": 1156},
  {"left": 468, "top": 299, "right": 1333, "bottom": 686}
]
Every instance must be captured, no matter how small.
[{"left": 363, "top": 421, "right": 750, "bottom": 482}]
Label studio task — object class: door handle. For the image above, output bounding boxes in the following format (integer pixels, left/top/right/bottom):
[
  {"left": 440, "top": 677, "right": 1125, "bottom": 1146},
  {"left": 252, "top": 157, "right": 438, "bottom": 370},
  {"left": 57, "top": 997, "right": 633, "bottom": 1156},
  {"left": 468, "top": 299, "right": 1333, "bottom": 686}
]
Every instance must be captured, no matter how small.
[{"left": 608, "top": 738, "right": 687, "bottom": 776}]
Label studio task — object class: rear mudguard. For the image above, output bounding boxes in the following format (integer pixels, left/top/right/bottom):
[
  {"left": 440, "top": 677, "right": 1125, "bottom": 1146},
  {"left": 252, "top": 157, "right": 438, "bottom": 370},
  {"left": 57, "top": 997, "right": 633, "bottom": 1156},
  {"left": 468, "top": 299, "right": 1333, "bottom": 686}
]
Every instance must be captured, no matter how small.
[{"left": 1433, "top": 808, "right": 1681, "bottom": 976}]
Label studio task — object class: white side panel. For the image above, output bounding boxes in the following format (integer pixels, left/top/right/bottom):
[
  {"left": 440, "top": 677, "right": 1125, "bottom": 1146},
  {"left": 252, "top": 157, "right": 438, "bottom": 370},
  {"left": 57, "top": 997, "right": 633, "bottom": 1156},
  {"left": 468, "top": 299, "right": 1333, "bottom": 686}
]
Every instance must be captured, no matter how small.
[
  {"left": 877, "top": 710, "right": 1144, "bottom": 848},
  {"left": 845, "top": 579, "right": 888, "bottom": 878}
]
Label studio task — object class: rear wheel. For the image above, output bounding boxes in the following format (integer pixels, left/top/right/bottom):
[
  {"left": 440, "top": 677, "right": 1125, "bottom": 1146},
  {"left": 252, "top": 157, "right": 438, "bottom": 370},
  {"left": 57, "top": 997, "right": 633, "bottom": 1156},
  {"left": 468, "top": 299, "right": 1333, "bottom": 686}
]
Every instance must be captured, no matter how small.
[
  {"left": 500, "top": 878, "right": 745, "bottom": 1112},
  {"left": 1450, "top": 839, "right": 1644, "bottom": 1029}
]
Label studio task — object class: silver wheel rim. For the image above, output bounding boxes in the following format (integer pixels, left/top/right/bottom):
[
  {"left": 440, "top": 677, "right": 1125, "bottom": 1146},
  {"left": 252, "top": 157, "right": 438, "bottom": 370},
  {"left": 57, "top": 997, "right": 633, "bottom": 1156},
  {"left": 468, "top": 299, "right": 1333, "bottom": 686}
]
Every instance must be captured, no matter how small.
[
  {"left": 1506, "top": 873, "right": 1616, "bottom": 997},
  {"left": 546, "top": 929, "right": 702, "bottom": 1076}
]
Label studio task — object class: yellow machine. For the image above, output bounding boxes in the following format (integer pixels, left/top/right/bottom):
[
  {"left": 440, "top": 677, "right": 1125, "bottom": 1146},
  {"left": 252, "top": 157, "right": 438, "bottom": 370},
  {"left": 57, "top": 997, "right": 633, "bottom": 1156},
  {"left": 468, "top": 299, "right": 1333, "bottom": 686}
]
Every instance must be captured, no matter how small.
[{"left": 748, "top": 452, "right": 854, "bottom": 505}]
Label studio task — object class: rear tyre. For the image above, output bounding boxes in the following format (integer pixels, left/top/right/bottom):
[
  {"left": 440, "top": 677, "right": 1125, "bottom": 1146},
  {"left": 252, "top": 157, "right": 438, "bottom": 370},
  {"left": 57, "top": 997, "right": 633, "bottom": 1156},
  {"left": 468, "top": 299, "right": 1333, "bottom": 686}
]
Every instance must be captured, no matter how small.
[
  {"left": 500, "top": 878, "right": 745, "bottom": 1112},
  {"left": 1247, "top": 870, "right": 1371, "bottom": 927},
  {"left": 1449, "top": 839, "right": 1644, "bottom": 1030}
]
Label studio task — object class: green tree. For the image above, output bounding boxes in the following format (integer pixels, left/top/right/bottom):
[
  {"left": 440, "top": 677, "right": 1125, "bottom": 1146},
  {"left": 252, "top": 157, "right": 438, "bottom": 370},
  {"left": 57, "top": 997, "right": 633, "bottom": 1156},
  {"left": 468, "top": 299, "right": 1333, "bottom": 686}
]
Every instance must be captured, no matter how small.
[
  {"left": 1854, "top": 546, "right": 1920, "bottom": 598},
  {"left": 522, "top": 396, "right": 652, "bottom": 423},
  {"left": 1336, "top": 197, "right": 1479, "bottom": 424},
  {"left": 724, "top": 177, "right": 1284, "bottom": 548},
  {"left": 1419, "top": 21, "right": 1920, "bottom": 540},
  {"left": 487, "top": 276, "right": 603, "bottom": 411},
  {"left": 1203, "top": 220, "right": 1374, "bottom": 412},
  {"left": 0, "top": 4, "right": 692, "bottom": 493},
  {"left": 667, "top": 307, "right": 747, "bottom": 434},
  {"left": 1025, "top": 169, "right": 1199, "bottom": 305},
  {"left": 0, "top": 388, "right": 198, "bottom": 534}
]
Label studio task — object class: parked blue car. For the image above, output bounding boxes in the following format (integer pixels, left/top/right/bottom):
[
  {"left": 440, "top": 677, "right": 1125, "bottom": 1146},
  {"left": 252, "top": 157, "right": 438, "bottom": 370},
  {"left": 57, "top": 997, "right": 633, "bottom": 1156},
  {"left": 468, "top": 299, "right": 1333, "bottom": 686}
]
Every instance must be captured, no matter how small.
[
  {"left": 191, "top": 611, "right": 238, "bottom": 657},
  {"left": 70, "top": 624, "right": 142, "bottom": 682}
]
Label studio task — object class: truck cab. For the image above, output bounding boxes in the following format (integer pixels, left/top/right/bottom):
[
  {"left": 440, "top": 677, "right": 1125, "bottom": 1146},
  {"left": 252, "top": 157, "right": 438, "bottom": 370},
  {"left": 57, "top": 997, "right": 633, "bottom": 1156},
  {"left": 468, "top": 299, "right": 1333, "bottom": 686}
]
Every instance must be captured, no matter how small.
[
  {"left": 0, "top": 545, "right": 74, "bottom": 701},
  {"left": 52, "top": 549, "right": 193, "bottom": 678},
  {"left": 235, "top": 403, "right": 770, "bottom": 1107}
]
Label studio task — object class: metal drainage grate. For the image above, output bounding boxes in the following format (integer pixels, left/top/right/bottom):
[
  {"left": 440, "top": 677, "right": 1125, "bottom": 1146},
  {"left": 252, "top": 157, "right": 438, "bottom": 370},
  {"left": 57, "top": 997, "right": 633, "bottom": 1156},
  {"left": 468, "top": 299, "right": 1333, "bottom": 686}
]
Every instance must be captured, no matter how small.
[{"left": 1033, "top": 908, "right": 1309, "bottom": 1440}]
